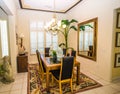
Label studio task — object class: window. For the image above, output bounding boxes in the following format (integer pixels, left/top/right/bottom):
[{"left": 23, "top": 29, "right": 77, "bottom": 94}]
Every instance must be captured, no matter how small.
[
  {"left": 30, "top": 21, "right": 58, "bottom": 54},
  {"left": 0, "top": 20, "right": 9, "bottom": 57},
  {"left": 46, "top": 32, "right": 58, "bottom": 50}
]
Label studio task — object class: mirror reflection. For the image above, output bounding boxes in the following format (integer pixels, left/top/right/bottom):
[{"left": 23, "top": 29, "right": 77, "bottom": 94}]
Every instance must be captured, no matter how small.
[{"left": 78, "top": 18, "right": 97, "bottom": 61}]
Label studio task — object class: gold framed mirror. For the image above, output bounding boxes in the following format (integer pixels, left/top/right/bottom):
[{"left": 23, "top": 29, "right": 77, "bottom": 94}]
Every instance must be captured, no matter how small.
[{"left": 77, "top": 18, "right": 97, "bottom": 61}]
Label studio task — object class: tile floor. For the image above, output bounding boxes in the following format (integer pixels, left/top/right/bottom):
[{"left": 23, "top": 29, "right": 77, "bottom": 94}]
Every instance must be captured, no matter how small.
[
  {"left": 0, "top": 71, "right": 120, "bottom": 94},
  {"left": 0, "top": 72, "right": 27, "bottom": 94}
]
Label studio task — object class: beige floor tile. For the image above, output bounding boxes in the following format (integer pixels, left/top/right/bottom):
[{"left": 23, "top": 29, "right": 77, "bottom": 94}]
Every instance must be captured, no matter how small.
[
  {"left": 13, "top": 79, "right": 23, "bottom": 84},
  {"left": 15, "top": 73, "right": 25, "bottom": 80},
  {"left": 76, "top": 89, "right": 96, "bottom": 94},
  {"left": 10, "top": 90, "right": 22, "bottom": 94},
  {"left": 23, "top": 77, "right": 27, "bottom": 83},
  {"left": 93, "top": 85, "right": 119, "bottom": 94},
  {"left": 22, "top": 82, "right": 27, "bottom": 91},
  {"left": 109, "top": 83, "right": 120, "bottom": 91},
  {"left": 21, "top": 89, "right": 27, "bottom": 94},
  {"left": 113, "top": 91, "right": 120, "bottom": 94},
  {"left": 0, "top": 84, "right": 13, "bottom": 92},
  {"left": 0, "top": 91, "right": 10, "bottom": 94},
  {"left": 11, "top": 83, "right": 22, "bottom": 90}
]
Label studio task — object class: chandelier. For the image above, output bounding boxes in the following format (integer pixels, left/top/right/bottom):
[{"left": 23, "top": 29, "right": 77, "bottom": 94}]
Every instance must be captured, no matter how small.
[{"left": 44, "top": 0, "right": 61, "bottom": 35}]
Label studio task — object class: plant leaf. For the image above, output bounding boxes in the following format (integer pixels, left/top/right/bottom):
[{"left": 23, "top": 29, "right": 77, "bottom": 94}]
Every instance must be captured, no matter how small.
[
  {"left": 70, "top": 26, "right": 77, "bottom": 31},
  {"left": 85, "top": 24, "right": 93, "bottom": 28},
  {"left": 59, "top": 43, "right": 65, "bottom": 47},
  {"left": 61, "top": 19, "right": 69, "bottom": 25},
  {"left": 70, "top": 19, "right": 78, "bottom": 24},
  {"left": 79, "top": 24, "right": 93, "bottom": 31},
  {"left": 80, "top": 26, "right": 85, "bottom": 31}
]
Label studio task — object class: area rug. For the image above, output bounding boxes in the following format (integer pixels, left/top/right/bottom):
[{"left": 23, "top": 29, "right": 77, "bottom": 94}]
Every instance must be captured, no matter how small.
[{"left": 27, "top": 64, "right": 102, "bottom": 94}]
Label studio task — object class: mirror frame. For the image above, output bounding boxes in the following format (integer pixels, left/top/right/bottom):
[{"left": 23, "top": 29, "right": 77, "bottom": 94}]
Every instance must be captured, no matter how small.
[{"left": 77, "top": 17, "right": 98, "bottom": 61}]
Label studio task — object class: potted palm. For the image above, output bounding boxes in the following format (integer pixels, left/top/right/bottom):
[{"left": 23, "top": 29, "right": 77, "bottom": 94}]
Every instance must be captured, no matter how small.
[{"left": 58, "top": 19, "right": 78, "bottom": 49}]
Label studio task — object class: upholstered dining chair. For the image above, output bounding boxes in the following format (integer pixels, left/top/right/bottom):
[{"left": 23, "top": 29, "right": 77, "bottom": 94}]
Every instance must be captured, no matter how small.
[
  {"left": 71, "top": 50, "right": 76, "bottom": 57},
  {"left": 66, "top": 49, "right": 76, "bottom": 57},
  {"left": 63, "top": 48, "right": 67, "bottom": 56},
  {"left": 51, "top": 56, "right": 74, "bottom": 94},
  {"left": 36, "top": 50, "right": 46, "bottom": 80},
  {"left": 45, "top": 47, "right": 50, "bottom": 57}
]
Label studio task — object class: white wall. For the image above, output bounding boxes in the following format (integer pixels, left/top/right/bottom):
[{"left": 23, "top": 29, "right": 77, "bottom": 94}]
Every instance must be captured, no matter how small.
[
  {"left": 0, "top": 0, "right": 17, "bottom": 74},
  {"left": 17, "top": 10, "right": 66, "bottom": 63},
  {"left": 66, "top": 0, "right": 120, "bottom": 81}
]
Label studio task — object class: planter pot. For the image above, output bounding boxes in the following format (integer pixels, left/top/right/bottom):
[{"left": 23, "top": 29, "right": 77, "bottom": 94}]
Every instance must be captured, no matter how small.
[{"left": 53, "top": 55, "right": 57, "bottom": 63}]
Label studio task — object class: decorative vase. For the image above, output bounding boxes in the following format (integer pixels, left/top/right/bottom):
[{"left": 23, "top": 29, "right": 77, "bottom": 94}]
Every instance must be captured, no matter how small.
[{"left": 53, "top": 54, "right": 57, "bottom": 63}]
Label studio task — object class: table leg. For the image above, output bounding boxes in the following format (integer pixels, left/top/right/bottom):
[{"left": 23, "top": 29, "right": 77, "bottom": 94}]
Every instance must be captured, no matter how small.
[
  {"left": 46, "top": 69, "right": 50, "bottom": 92},
  {"left": 76, "top": 63, "right": 80, "bottom": 85}
]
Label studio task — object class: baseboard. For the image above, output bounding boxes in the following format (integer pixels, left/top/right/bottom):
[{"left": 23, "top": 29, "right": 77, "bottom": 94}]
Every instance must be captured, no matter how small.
[{"left": 112, "top": 76, "right": 120, "bottom": 82}]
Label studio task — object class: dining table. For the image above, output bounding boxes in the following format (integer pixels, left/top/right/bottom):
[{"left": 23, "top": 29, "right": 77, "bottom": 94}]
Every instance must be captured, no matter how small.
[{"left": 41, "top": 55, "right": 80, "bottom": 92}]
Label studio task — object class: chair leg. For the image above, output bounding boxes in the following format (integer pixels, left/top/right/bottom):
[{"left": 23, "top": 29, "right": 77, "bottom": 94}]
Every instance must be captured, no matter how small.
[
  {"left": 51, "top": 75, "right": 54, "bottom": 85},
  {"left": 41, "top": 73, "right": 44, "bottom": 81},
  {"left": 73, "top": 68, "right": 76, "bottom": 80},
  {"left": 70, "top": 79, "right": 73, "bottom": 92},
  {"left": 59, "top": 82, "right": 62, "bottom": 94}
]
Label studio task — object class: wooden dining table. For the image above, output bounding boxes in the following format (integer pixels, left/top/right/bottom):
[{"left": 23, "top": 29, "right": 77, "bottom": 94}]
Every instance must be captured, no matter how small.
[{"left": 41, "top": 55, "right": 80, "bottom": 92}]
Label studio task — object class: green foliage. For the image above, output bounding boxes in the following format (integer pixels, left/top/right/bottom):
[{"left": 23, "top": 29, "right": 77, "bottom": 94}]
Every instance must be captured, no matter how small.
[
  {"left": 0, "top": 64, "right": 5, "bottom": 76},
  {"left": 59, "top": 43, "right": 65, "bottom": 47},
  {"left": 80, "top": 24, "right": 93, "bottom": 31},
  {"left": 59, "top": 19, "right": 78, "bottom": 48},
  {"left": 52, "top": 50, "right": 57, "bottom": 56}
]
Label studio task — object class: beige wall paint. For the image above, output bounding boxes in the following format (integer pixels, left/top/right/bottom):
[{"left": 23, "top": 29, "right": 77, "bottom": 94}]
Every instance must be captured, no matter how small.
[
  {"left": 0, "top": 0, "right": 17, "bottom": 74},
  {"left": 17, "top": 10, "right": 66, "bottom": 63},
  {"left": 66, "top": 0, "right": 120, "bottom": 81}
]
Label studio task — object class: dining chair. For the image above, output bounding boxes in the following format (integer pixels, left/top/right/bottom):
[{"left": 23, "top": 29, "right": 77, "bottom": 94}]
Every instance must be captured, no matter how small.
[
  {"left": 45, "top": 47, "right": 50, "bottom": 57},
  {"left": 66, "top": 48, "right": 76, "bottom": 57},
  {"left": 63, "top": 48, "right": 67, "bottom": 56},
  {"left": 51, "top": 56, "right": 74, "bottom": 94},
  {"left": 36, "top": 50, "right": 46, "bottom": 80},
  {"left": 88, "top": 45, "right": 93, "bottom": 57},
  {"left": 71, "top": 50, "right": 76, "bottom": 57}
]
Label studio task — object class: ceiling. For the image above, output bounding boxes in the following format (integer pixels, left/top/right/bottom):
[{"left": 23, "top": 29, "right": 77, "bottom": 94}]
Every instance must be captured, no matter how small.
[{"left": 19, "top": 0, "right": 82, "bottom": 13}]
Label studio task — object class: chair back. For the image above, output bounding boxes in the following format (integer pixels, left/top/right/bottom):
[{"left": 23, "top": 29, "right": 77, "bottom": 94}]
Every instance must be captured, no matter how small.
[
  {"left": 71, "top": 50, "right": 76, "bottom": 57},
  {"left": 63, "top": 48, "right": 67, "bottom": 56},
  {"left": 36, "top": 50, "right": 46, "bottom": 72},
  {"left": 60, "top": 56, "right": 74, "bottom": 80},
  {"left": 45, "top": 47, "right": 50, "bottom": 57}
]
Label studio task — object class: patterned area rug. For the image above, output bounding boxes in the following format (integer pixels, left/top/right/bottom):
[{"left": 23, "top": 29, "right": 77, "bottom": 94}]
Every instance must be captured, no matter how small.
[{"left": 27, "top": 64, "right": 102, "bottom": 94}]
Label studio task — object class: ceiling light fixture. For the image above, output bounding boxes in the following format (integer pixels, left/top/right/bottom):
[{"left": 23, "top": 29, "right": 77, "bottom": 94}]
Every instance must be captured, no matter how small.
[{"left": 44, "top": 0, "right": 61, "bottom": 35}]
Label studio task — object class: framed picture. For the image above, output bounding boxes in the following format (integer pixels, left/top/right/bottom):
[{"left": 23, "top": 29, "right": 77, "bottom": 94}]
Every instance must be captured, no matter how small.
[
  {"left": 114, "top": 53, "right": 120, "bottom": 67},
  {"left": 116, "top": 12, "right": 120, "bottom": 28},
  {"left": 115, "top": 32, "right": 120, "bottom": 47}
]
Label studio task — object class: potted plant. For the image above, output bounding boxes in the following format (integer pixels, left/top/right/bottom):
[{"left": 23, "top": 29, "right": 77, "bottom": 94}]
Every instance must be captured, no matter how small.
[
  {"left": 0, "top": 64, "right": 4, "bottom": 77},
  {"left": 58, "top": 19, "right": 78, "bottom": 49},
  {"left": 52, "top": 50, "right": 57, "bottom": 63}
]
